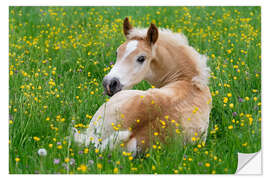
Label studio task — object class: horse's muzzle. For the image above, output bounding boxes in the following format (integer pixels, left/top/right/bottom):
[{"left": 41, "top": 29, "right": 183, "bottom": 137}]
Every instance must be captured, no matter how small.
[{"left": 102, "top": 77, "right": 122, "bottom": 97}]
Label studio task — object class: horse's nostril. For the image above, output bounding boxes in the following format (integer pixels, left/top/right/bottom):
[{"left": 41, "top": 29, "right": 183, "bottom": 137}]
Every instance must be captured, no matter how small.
[
  {"left": 109, "top": 78, "right": 119, "bottom": 90},
  {"left": 103, "top": 77, "right": 121, "bottom": 96}
]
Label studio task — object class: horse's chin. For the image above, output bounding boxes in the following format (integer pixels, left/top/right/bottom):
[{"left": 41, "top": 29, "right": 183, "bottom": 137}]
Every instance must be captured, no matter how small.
[
  {"left": 104, "top": 88, "right": 122, "bottom": 97},
  {"left": 103, "top": 84, "right": 134, "bottom": 97}
]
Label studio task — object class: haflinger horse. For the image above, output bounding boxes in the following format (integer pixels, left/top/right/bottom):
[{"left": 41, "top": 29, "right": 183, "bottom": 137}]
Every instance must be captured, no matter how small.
[{"left": 74, "top": 17, "right": 212, "bottom": 153}]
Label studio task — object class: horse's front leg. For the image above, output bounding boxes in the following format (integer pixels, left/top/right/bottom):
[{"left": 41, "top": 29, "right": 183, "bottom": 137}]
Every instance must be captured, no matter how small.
[
  {"left": 74, "top": 120, "right": 133, "bottom": 151},
  {"left": 73, "top": 121, "right": 100, "bottom": 147},
  {"left": 73, "top": 98, "right": 137, "bottom": 153}
]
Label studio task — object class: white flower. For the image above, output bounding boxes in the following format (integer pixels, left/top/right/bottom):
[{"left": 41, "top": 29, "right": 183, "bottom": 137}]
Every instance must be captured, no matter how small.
[{"left": 37, "top": 148, "right": 47, "bottom": 156}]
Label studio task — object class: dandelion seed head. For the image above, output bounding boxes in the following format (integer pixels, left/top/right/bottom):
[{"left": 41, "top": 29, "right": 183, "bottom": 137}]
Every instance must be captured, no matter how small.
[{"left": 37, "top": 148, "right": 47, "bottom": 156}]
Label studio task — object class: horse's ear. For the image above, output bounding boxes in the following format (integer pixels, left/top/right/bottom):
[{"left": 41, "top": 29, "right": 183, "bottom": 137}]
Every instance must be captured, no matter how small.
[
  {"left": 123, "top": 17, "right": 133, "bottom": 38},
  {"left": 146, "top": 23, "right": 159, "bottom": 45}
]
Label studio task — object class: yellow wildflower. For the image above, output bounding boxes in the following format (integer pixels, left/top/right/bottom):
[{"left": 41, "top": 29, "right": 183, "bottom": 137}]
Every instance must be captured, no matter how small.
[
  {"left": 78, "top": 164, "right": 87, "bottom": 172},
  {"left": 33, "top": 136, "right": 40, "bottom": 141},
  {"left": 15, "top": 157, "right": 20, "bottom": 162},
  {"left": 64, "top": 158, "right": 70, "bottom": 163},
  {"left": 97, "top": 163, "right": 102, "bottom": 169},
  {"left": 113, "top": 167, "right": 119, "bottom": 174},
  {"left": 84, "top": 148, "right": 89, "bottom": 154}
]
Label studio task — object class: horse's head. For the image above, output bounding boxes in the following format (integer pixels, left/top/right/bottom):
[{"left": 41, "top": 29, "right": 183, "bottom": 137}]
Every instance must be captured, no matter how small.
[{"left": 103, "top": 17, "right": 159, "bottom": 96}]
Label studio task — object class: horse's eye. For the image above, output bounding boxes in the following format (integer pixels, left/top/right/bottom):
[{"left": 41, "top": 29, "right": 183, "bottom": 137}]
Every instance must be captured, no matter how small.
[{"left": 137, "top": 56, "right": 146, "bottom": 63}]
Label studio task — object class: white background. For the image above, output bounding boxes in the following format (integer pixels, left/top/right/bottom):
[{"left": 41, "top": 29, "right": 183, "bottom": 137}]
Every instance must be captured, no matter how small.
[{"left": 1, "top": 0, "right": 269, "bottom": 179}]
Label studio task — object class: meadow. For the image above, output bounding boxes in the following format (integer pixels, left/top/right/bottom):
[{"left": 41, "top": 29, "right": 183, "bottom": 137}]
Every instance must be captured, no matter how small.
[{"left": 9, "top": 6, "right": 261, "bottom": 174}]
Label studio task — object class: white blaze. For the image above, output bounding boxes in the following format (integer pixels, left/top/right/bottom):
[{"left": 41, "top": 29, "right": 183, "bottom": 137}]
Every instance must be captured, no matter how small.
[
  {"left": 107, "top": 40, "right": 138, "bottom": 80},
  {"left": 122, "top": 40, "right": 138, "bottom": 60}
]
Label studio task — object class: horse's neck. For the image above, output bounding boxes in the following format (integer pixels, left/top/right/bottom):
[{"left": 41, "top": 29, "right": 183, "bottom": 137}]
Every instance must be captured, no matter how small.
[{"left": 147, "top": 42, "right": 198, "bottom": 88}]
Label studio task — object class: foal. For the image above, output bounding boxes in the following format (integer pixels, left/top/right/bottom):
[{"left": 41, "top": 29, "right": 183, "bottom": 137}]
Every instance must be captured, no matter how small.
[{"left": 74, "top": 18, "right": 212, "bottom": 153}]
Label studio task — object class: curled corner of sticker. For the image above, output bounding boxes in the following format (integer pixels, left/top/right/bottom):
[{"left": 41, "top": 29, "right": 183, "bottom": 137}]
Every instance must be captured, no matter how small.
[{"left": 236, "top": 151, "right": 262, "bottom": 175}]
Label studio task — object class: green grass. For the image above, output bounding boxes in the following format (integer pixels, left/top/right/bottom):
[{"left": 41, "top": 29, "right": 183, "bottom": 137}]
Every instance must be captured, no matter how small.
[{"left": 9, "top": 6, "right": 261, "bottom": 174}]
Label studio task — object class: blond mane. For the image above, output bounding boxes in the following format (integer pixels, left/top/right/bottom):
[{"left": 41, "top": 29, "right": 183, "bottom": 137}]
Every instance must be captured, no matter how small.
[
  {"left": 127, "top": 27, "right": 210, "bottom": 89},
  {"left": 127, "top": 28, "right": 189, "bottom": 46}
]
